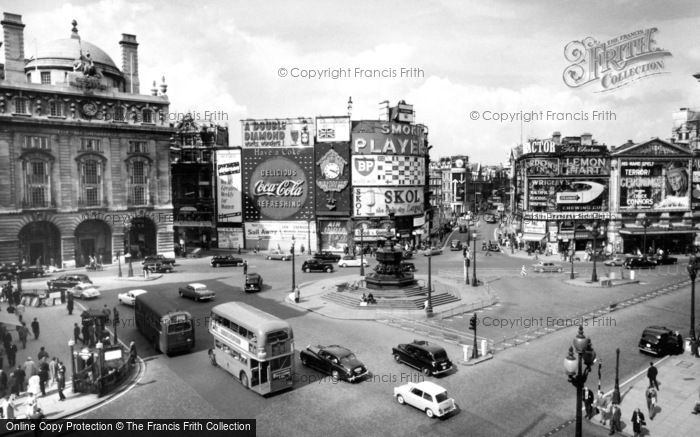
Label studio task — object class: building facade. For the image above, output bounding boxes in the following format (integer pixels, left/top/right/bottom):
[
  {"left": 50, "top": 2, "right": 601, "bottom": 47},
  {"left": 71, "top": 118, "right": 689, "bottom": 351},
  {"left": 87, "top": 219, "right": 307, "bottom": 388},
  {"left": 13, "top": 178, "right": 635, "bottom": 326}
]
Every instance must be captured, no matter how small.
[{"left": 0, "top": 13, "right": 174, "bottom": 267}]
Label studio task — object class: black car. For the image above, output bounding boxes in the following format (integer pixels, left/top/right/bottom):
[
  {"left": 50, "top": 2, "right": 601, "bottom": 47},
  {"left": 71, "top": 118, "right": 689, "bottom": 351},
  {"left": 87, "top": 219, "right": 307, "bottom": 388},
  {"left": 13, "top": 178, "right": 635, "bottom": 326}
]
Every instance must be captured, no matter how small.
[
  {"left": 400, "top": 262, "right": 416, "bottom": 273},
  {"left": 244, "top": 273, "right": 263, "bottom": 292},
  {"left": 624, "top": 258, "right": 656, "bottom": 269},
  {"left": 6, "top": 266, "right": 45, "bottom": 279},
  {"left": 210, "top": 255, "right": 244, "bottom": 267},
  {"left": 142, "top": 255, "right": 176, "bottom": 266},
  {"left": 300, "top": 344, "right": 369, "bottom": 382},
  {"left": 650, "top": 255, "right": 678, "bottom": 265},
  {"left": 47, "top": 274, "right": 92, "bottom": 290},
  {"left": 392, "top": 340, "right": 453, "bottom": 376},
  {"left": 142, "top": 260, "right": 173, "bottom": 273},
  {"left": 312, "top": 252, "right": 341, "bottom": 263},
  {"left": 302, "top": 259, "right": 334, "bottom": 273},
  {"left": 638, "top": 326, "right": 682, "bottom": 356}
]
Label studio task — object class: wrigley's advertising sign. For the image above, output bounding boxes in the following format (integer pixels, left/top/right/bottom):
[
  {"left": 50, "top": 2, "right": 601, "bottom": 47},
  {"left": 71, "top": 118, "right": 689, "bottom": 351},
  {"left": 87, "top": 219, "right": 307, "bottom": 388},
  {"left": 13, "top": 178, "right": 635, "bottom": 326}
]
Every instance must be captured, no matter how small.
[{"left": 563, "top": 28, "right": 672, "bottom": 92}]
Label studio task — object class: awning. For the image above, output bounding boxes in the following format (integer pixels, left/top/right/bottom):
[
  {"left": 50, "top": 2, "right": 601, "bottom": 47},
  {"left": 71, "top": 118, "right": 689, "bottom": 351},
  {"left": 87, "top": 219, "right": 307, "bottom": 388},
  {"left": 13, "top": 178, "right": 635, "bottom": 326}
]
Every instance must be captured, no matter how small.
[
  {"left": 619, "top": 228, "right": 697, "bottom": 235},
  {"left": 521, "top": 233, "right": 546, "bottom": 242}
]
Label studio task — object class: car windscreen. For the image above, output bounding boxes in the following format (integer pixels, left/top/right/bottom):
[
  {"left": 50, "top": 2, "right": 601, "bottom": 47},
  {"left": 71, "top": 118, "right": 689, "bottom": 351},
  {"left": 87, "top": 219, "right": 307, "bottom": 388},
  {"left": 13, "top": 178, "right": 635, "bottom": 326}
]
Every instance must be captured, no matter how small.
[
  {"left": 435, "top": 391, "right": 449, "bottom": 403},
  {"left": 641, "top": 333, "right": 662, "bottom": 343},
  {"left": 339, "top": 353, "right": 356, "bottom": 364}
]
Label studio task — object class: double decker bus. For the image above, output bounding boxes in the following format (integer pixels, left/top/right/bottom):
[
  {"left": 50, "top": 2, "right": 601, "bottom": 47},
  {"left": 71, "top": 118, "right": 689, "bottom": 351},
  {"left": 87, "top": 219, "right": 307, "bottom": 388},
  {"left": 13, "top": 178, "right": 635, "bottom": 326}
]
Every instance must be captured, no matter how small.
[
  {"left": 208, "top": 302, "right": 294, "bottom": 395},
  {"left": 134, "top": 293, "right": 195, "bottom": 355}
]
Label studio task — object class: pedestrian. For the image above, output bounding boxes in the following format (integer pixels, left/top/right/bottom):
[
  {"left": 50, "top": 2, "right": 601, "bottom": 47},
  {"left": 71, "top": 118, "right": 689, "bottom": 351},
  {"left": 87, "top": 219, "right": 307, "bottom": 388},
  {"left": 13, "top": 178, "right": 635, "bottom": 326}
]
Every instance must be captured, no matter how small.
[
  {"left": 128, "top": 342, "right": 137, "bottom": 366},
  {"left": 631, "top": 407, "right": 646, "bottom": 437},
  {"left": 66, "top": 293, "right": 74, "bottom": 315},
  {"left": 294, "top": 287, "right": 300, "bottom": 304},
  {"left": 14, "top": 365, "right": 25, "bottom": 393},
  {"left": 8, "top": 371, "right": 18, "bottom": 396},
  {"left": 596, "top": 390, "right": 610, "bottom": 425},
  {"left": 645, "top": 385, "right": 658, "bottom": 419},
  {"left": 48, "top": 357, "right": 57, "bottom": 386},
  {"left": 17, "top": 323, "right": 27, "bottom": 349},
  {"left": 647, "top": 362, "right": 659, "bottom": 390},
  {"left": 609, "top": 404, "right": 622, "bottom": 435},
  {"left": 38, "top": 358, "right": 48, "bottom": 396},
  {"left": 56, "top": 362, "right": 66, "bottom": 401},
  {"left": 520, "top": 265, "right": 527, "bottom": 277},
  {"left": 7, "top": 343, "right": 16, "bottom": 368},
  {"left": 0, "top": 343, "right": 4, "bottom": 369},
  {"left": 243, "top": 260, "right": 248, "bottom": 275},
  {"left": 102, "top": 304, "right": 111, "bottom": 325},
  {"left": 30, "top": 318, "right": 40, "bottom": 340},
  {"left": 676, "top": 331, "right": 684, "bottom": 354},
  {"left": 583, "top": 386, "right": 594, "bottom": 419},
  {"left": 0, "top": 369, "right": 6, "bottom": 398},
  {"left": 74, "top": 323, "right": 81, "bottom": 344},
  {"left": 37, "top": 346, "right": 48, "bottom": 362},
  {"left": 22, "top": 357, "right": 37, "bottom": 381}
]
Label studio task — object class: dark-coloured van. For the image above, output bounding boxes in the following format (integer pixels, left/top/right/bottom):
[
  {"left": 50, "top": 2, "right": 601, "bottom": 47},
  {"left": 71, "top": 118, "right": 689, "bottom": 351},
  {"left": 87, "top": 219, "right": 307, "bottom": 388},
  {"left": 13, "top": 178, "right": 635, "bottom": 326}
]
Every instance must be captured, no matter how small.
[
  {"left": 244, "top": 273, "right": 263, "bottom": 292},
  {"left": 638, "top": 326, "right": 679, "bottom": 356}
]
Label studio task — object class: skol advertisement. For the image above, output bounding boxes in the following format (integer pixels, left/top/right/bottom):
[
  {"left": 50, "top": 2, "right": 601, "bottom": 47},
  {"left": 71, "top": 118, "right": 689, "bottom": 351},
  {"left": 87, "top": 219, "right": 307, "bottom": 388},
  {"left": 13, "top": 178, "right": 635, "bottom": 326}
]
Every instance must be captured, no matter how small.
[
  {"left": 319, "top": 220, "right": 349, "bottom": 251},
  {"left": 316, "top": 116, "right": 350, "bottom": 143},
  {"left": 619, "top": 160, "right": 690, "bottom": 211},
  {"left": 353, "top": 187, "right": 424, "bottom": 217},
  {"left": 528, "top": 178, "right": 609, "bottom": 212},
  {"left": 352, "top": 155, "right": 425, "bottom": 186},
  {"left": 524, "top": 158, "right": 559, "bottom": 176},
  {"left": 315, "top": 143, "right": 351, "bottom": 214},
  {"left": 241, "top": 118, "right": 314, "bottom": 148},
  {"left": 215, "top": 149, "right": 242, "bottom": 224},
  {"left": 352, "top": 120, "right": 427, "bottom": 157},
  {"left": 242, "top": 148, "right": 315, "bottom": 221}
]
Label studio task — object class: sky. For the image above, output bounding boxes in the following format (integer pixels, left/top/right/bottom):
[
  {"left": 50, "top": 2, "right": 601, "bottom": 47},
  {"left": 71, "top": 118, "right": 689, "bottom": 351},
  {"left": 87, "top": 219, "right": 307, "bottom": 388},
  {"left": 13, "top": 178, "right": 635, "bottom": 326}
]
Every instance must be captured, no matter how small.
[{"left": 4, "top": 0, "right": 700, "bottom": 164}]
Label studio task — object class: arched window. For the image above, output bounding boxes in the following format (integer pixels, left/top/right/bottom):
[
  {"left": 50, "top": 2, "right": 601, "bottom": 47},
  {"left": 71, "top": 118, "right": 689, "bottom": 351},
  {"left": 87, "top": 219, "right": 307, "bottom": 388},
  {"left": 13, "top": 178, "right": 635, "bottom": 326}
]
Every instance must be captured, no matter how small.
[
  {"left": 127, "top": 157, "right": 151, "bottom": 206},
  {"left": 22, "top": 158, "right": 52, "bottom": 208},
  {"left": 78, "top": 158, "right": 103, "bottom": 207}
]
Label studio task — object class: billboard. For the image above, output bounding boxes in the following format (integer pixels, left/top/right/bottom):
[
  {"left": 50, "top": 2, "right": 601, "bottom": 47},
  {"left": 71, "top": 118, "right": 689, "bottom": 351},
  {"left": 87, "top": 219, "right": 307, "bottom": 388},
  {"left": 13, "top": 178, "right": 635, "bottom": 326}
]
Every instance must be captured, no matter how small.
[
  {"left": 527, "top": 178, "right": 609, "bottom": 212},
  {"left": 353, "top": 187, "right": 424, "bottom": 217},
  {"left": 217, "top": 228, "right": 244, "bottom": 250},
  {"left": 244, "top": 221, "right": 317, "bottom": 252},
  {"left": 619, "top": 160, "right": 690, "bottom": 211},
  {"left": 524, "top": 158, "right": 559, "bottom": 176},
  {"left": 242, "top": 149, "right": 315, "bottom": 221},
  {"left": 241, "top": 118, "right": 314, "bottom": 148},
  {"left": 352, "top": 155, "right": 425, "bottom": 186},
  {"left": 352, "top": 120, "right": 427, "bottom": 157},
  {"left": 318, "top": 219, "right": 349, "bottom": 251},
  {"left": 451, "top": 172, "right": 467, "bottom": 202},
  {"left": 215, "top": 149, "right": 242, "bottom": 223},
  {"left": 560, "top": 156, "right": 610, "bottom": 176},
  {"left": 315, "top": 143, "right": 351, "bottom": 214},
  {"left": 316, "top": 116, "right": 350, "bottom": 143}
]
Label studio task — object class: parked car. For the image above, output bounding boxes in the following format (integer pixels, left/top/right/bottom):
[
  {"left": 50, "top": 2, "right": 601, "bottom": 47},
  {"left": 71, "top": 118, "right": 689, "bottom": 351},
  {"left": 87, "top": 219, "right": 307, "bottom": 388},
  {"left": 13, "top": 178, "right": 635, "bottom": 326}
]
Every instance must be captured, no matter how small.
[
  {"left": 69, "top": 283, "right": 101, "bottom": 299},
  {"left": 393, "top": 381, "right": 457, "bottom": 418},
  {"left": 312, "top": 252, "right": 341, "bottom": 263},
  {"left": 400, "top": 262, "right": 416, "bottom": 273},
  {"left": 531, "top": 262, "right": 563, "bottom": 273},
  {"left": 244, "top": 273, "right": 263, "bottom": 292},
  {"left": 338, "top": 255, "right": 369, "bottom": 268},
  {"left": 604, "top": 257, "right": 626, "bottom": 266},
  {"left": 47, "top": 274, "right": 92, "bottom": 290},
  {"left": 624, "top": 258, "right": 656, "bottom": 269},
  {"left": 423, "top": 247, "right": 443, "bottom": 256},
  {"left": 15, "top": 266, "right": 46, "bottom": 279},
  {"left": 651, "top": 255, "right": 678, "bottom": 265},
  {"left": 300, "top": 344, "right": 369, "bottom": 382},
  {"left": 392, "top": 340, "right": 453, "bottom": 376},
  {"left": 267, "top": 250, "right": 290, "bottom": 261},
  {"left": 638, "top": 326, "right": 681, "bottom": 356},
  {"left": 142, "top": 260, "right": 173, "bottom": 273},
  {"left": 142, "top": 254, "right": 176, "bottom": 266},
  {"left": 302, "top": 259, "right": 334, "bottom": 273},
  {"left": 449, "top": 240, "right": 463, "bottom": 251},
  {"left": 210, "top": 255, "right": 244, "bottom": 267},
  {"left": 118, "top": 289, "right": 148, "bottom": 306},
  {"left": 178, "top": 283, "right": 216, "bottom": 301}
]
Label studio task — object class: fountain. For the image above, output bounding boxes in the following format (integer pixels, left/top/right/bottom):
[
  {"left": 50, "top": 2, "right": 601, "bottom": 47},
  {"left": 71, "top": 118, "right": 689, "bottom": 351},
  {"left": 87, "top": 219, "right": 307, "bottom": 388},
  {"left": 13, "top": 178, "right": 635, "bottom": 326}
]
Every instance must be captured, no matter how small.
[{"left": 364, "top": 237, "right": 417, "bottom": 290}]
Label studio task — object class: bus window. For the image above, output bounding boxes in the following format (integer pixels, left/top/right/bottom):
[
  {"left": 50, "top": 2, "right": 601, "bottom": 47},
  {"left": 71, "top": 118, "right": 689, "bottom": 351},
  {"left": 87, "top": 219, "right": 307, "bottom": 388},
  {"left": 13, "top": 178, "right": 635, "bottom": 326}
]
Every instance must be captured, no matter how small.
[
  {"left": 168, "top": 320, "right": 191, "bottom": 334},
  {"left": 267, "top": 330, "right": 289, "bottom": 343},
  {"left": 270, "top": 355, "right": 291, "bottom": 371}
]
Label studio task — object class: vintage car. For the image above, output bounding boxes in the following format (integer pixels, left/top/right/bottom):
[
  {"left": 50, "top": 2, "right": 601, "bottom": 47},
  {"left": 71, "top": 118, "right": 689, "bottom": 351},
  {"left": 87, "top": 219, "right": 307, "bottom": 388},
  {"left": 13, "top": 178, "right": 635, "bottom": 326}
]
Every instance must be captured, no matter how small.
[
  {"left": 69, "top": 283, "right": 101, "bottom": 300},
  {"left": 210, "top": 255, "right": 244, "bottom": 267},
  {"left": 302, "top": 259, "right": 334, "bottom": 273},
  {"left": 402, "top": 250, "right": 414, "bottom": 260},
  {"left": 117, "top": 289, "right": 148, "bottom": 306},
  {"left": 244, "top": 273, "right": 263, "bottom": 292},
  {"left": 638, "top": 326, "right": 681, "bottom": 356},
  {"left": 449, "top": 240, "right": 463, "bottom": 251},
  {"left": 650, "top": 255, "right": 678, "bottom": 265},
  {"left": 338, "top": 255, "right": 369, "bottom": 268},
  {"left": 142, "top": 259, "right": 173, "bottom": 273},
  {"left": 266, "top": 250, "right": 290, "bottom": 261},
  {"left": 423, "top": 247, "right": 443, "bottom": 256},
  {"left": 603, "top": 257, "right": 626, "bottom": 266},
  {"left": 300, "top": 344, "right": 369, "bottom": 382},
  {"left": 142, "top": 254, "right": 176, "bottom": 266},
  {"left": 531, "top": 262, "right": 563, "bottom": 273},
  {"left": 624, "top": 258, "right": 657, "bottom": 269},
  {"left": 312, "top": 252, "right": 341, "bottom": 263},
  {"left": 13, "top": 266, "right": 46, "bottom": 279},
  {"left": 484, "top": 214, "right": 498, "bottom": 224},
  {"left": 178, "top": 283, "right": 216, "bottom": 301},
  {"left": 392, "top": 340, "right": 453, "bottom": 376},
  {"left": 393, "top": 381, "right": 457, "bottom": 418},
  {"left": 47, "top": 274, "right": 92, "bottom": 290}
]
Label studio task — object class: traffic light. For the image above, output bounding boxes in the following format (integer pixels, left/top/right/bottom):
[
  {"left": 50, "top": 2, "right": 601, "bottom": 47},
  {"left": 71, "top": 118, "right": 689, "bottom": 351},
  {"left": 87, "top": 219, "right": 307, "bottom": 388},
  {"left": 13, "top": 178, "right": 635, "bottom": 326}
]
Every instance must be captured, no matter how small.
[
  {"left": 469, "top": 314, "right": 477, "bottom": 331},
  {"left": 113, "top": 308, "right": 120, "bottom": 325}
]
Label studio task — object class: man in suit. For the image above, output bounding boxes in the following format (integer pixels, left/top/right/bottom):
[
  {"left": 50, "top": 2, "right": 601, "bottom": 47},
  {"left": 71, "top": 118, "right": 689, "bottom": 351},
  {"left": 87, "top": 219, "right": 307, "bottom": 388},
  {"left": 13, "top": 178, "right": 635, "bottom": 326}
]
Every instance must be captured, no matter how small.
[
  {"left": 631, "top": 407, "right": 646, "bottom": 437},
  {"left": 583, "top": 386, "right": 595, "bottom": 419}
]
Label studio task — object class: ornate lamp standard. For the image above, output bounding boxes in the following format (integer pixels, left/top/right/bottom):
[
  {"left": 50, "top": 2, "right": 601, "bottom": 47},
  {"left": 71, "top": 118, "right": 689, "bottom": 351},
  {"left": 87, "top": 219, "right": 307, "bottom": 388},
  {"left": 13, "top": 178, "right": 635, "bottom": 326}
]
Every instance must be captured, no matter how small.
[
  {"left": 472, "top": 231, "right": 478, "bottom": 286},
  {"left": 426, "top": 252, "right": 433, "bottom": 317},
  {"left": 68, "top": 339, "right": 76, "bottom": 390},
  {"left": 613, "top": 348, "right": 621, "bottom": 404},
  {"left": 570, "top": 237, "right": 576, "bottom": 280},
  {"left": 117, "top": 250, "right": 122, "bottom": 278},
  {"left": 291, "top": 235, "right": 296, "bottom": 292},
  {"left": 687, "top": 256, "right": 699, "bottom": 356},
  {"left": 563, "top": 326, "right": 597, "bottom": 437},
  {"left": 591, "top": 221, "right": 601, "bottom": 282}
]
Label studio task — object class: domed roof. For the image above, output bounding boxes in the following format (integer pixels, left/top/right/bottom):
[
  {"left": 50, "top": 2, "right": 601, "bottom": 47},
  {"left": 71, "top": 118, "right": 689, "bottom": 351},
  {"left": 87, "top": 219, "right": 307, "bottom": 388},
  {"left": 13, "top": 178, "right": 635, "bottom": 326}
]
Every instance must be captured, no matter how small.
[{"left": 32, "top": 38, "right": 118, "bottom": 70}]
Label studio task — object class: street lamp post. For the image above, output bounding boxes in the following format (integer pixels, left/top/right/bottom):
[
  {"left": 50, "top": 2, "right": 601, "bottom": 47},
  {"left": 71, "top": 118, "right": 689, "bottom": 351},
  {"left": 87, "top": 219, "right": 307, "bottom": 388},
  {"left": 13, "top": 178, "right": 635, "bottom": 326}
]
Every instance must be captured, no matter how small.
[
  {"left": 291, "top": 236, "right": 296, "bottom": 292},
  {"left": 591, "top": 221, "right": 600, "bottom": 282},
  {"left": 687, "top": 256, "right": 699, "bottom": 357},
  {"left": 563, "top": 326, "right": 597, "bottom": 437},
  {"left": 570, "top": 237, "right": 576, "bottom": 280},
  {"left": 68, "top": 339, "right": 76, "bottom": 389},
  {"left": 472, "top": 231, "right": 478, "bottom": 286},
  {"left": 642, "top": 217, "right": 651, "bottom": 258},
  {"left": 360, "top": 228, "right": 365, "bottom": 277},
  {"left": 117, "top": 251, "right": 122, "bottom": 278},
  {"left": 613, "top": 348, "right": 621, "bottom": 404},
  {"left": 426, "top": 253, "right": 434, "bottom": 317}
]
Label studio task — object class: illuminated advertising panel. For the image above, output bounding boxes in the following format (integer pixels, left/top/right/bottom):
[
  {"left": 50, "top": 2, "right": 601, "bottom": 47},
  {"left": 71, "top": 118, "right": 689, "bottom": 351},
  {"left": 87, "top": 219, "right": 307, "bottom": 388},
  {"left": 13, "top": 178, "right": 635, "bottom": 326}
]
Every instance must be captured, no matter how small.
[
  {"left": 216, "top": 149, "right": 242, "bottom": 224},
  {"left": 353, "top": 187, "right": 424, "bottom": 217},
  {"left": 244, "top": 221, "right": 317, "bottom": 252},
  {"left": 351, "top": 120, "right": 427, "bottom": 156},
  {"left": 619, "top": 160, "right": 690, "bottom": 211},
  {"left": 524, "top": 158, "right": 559, "bottom": 176},
  {"left": 315, "top": 143, "right": 351, "bottom": 214},
  {"left": 241, "top": 118, "right": 314, "bottom": 148},
  {"left": 242, "top": 148, "right": 315, "bottom": 221},
  {"left": 528, "top": 178, "right": 609, "bottom": 212},
  {"left": 451, "top": 172, "right": 467, "bottom": 202},
  {"left": 318, "top": 220, "right": 349, "bottom": 251},
  {"left": 560, "top": 156, "right": 610, "bottom": 176},
  {"left": 351, "top": 155, "right": 425, "bottom": 186}
]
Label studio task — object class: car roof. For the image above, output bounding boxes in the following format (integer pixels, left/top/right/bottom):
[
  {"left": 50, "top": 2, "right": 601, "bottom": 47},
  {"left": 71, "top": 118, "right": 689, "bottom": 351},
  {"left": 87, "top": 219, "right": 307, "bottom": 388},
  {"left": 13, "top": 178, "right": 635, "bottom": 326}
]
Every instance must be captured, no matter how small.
[
  {"left": 128, "top": 289, "right": 148, "bottom": 295},
  {"left": 247, "top": 273, "right": 261, "bottom": 279},
  {"left": 407, "top": 340, "right": 445, "bottom": 354},
  {"left": 413, "top": 381, "right": 448, "bottom": 395},
  {"left": 188, "top": 283, "right": 206, "bottom": 288},
  {"left": 323, "top": 345, "right": 353, "bottom": 356},
  {"left": 643, "top": 326, "right": 672, "bottom": 334}
]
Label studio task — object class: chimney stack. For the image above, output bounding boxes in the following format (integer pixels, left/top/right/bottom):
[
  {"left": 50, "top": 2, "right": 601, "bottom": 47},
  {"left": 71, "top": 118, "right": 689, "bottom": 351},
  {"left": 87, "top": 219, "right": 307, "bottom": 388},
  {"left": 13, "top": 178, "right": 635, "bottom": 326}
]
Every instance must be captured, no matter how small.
[
  {"left": 552, "top": 131, "right": 562, "bottom": 144},
  {"left": 2, "top": 13, "right": 25, "bottom": 83},
  {"left": 581, "top": 132, "right": 592, "bottom": 146},
  {"left": 119, "top": 33, "right": 139, "bottom": 94}
]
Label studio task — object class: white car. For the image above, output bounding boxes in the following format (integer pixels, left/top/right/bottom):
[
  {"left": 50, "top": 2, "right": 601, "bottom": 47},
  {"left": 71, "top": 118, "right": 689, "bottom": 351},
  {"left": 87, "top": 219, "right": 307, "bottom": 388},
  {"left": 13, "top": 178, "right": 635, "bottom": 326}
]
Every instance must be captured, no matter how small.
[
  {"left": 394, "top": 381, "right": 456, "bottom": 418},
  {"left": 338, "top": 256, "right": 369, "bottom": 268},
  {"left": 69, "top": 283, "right": 101, "bottom": 299},
  {"left": 118, "top": 289, "right": 148, "bottom": 306}
]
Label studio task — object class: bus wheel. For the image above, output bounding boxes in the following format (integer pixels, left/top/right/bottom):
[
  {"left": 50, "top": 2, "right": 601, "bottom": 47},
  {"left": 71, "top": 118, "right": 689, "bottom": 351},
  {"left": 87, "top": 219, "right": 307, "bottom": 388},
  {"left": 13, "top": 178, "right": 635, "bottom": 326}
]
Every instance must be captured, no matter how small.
[
  {"left": 240, "top": 372, "right": 249, "bottom": 389},
  {"left": 209, "top": 350, "right": 217, "bottom": 366}
]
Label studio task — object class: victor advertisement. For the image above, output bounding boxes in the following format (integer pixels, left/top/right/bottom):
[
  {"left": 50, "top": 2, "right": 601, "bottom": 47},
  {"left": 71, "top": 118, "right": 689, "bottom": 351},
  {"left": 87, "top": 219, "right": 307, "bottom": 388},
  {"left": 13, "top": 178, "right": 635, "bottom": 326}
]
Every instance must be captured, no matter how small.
[
  {"left": 215, "top": 149, "right": 242, "bottom": 224},
  {"left": 315, "top": 143, "right": 351, "bottom": 214},
  {"left": 353, "top": 187, "right": 424, "bottom": 217},
  {"left": 351, "top": 155, "right": 425, "bottom": 186},
  {"left": 242, "top": 149, "right": 315, "bottom": 221},
  {"left": 619, "top": 160, "right": 690, "bottom": 211},
  {"left": 241, "top": 118, "right": 314, "bottom": 148},
  {"left": 352, "top": 120, "right": 427, "bottom": 157},
  {"left": 527, "top": 178, "right": 609, "bottom": 212}
]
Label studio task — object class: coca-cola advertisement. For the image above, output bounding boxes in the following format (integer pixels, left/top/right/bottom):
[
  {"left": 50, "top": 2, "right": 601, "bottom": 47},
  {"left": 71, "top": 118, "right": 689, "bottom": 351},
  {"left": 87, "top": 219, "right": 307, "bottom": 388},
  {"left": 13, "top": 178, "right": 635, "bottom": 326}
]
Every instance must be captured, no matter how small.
[{"left": 242, "top": 149, "right": 315, "bottom": 221}]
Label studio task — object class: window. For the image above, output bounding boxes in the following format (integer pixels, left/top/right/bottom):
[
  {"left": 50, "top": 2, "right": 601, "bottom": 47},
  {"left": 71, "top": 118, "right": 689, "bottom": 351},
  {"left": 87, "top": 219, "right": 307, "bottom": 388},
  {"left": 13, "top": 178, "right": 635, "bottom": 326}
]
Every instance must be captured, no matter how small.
[
  {"left": 129, "top": 141, "right": 147, "bottom": 154},
  {"left": 128, "top": 159, "right": 149, "bottom": 206},
  {"left": 81, "top": 139, "right": 101, "bottom": 152},
  {"left": 40, "top": 72, "right": 51, "bottom": 85},
  {"left": 142, "top": 109, "right": 153, "bottom": 123},
  {"left": 79, "top": 159, "right": 102, "bottom": 207},
  {"left": 23, "top": 136, "right": 49, "bottom": 149},
  {"left": 114, "top": 106, "right": 126, "bottom": 122},
  {"left": 14, "top": 98, "right": 29, "bottom": 114},
  {"left": 24, "top": 159, "right": 51, "bottom": 208},
  {"left": 49, "top": 100, "right": 63, "bottom": 117}
]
